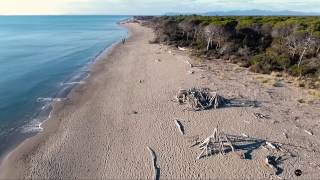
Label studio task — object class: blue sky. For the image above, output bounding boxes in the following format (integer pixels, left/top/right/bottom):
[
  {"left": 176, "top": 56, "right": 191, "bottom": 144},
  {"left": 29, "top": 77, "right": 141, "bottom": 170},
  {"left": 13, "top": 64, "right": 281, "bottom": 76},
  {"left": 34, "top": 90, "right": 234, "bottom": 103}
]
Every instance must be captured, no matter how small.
[{"left": 0, "top": 0, "right": 319, "bottom": 15}]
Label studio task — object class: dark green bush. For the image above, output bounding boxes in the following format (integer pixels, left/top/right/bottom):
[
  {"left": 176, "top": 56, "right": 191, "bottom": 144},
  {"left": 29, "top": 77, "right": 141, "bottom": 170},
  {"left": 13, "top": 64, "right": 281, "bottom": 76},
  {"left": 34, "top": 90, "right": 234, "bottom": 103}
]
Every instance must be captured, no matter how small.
[
  {"left": 288, "top": 62, "right": 320, "bottom": 77},
  {"left": 250, "top": 53, "right": 291, "bottom": 73}
]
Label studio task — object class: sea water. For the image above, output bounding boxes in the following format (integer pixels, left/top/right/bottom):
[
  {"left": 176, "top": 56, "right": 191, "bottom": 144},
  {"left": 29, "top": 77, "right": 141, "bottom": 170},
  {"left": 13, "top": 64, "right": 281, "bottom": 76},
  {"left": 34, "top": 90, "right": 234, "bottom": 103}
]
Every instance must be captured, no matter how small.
[{"left": 0, "top": 15, "right": 128, "bottom": 157}]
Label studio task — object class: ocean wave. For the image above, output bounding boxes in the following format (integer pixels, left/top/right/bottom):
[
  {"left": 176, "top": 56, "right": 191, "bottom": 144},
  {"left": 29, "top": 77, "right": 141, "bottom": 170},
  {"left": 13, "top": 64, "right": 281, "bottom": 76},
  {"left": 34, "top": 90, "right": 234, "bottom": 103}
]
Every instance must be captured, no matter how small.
[
  {"left": 60, "top": 81, "right": 85, "bottom": 86},
  {"left": 36, "top": 97, "right": 66, "bottom": 103},
  {"left": 41, "top": 103, "right": 51, "bottom": 110},
  {"left": 20, "top": 119, "right": 43, "bottom": 133}
]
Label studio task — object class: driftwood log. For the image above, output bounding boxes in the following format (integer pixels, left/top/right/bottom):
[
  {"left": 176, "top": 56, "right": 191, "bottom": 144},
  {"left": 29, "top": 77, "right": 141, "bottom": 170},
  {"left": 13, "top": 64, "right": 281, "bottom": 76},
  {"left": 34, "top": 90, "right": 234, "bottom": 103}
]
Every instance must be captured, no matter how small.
[
  {"left": 147, "top": 147, "right": 160, "bottom": 180},
  {"left": 174, "top": 119, "right": 185, "bottom": 135}
]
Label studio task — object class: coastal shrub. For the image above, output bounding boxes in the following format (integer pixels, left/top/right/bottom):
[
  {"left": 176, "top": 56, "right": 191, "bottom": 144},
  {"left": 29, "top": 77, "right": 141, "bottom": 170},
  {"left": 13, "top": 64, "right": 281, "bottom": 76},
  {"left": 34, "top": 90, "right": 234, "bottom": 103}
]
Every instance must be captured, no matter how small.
[
  {"left": 148, "top": 15, "right": 320, "bottom": 84},
  {"left": 250, "top": 53, "right": 291, "bottom": 73},
  {"left": 237, "top": 27, "right": 263, "bottom": 49},
  {"left": 288, "top": 61, "right": 320, "bottom": 77},
  {"left": 288, "top": 65, "right": 308, "bottom": 76},
  {"left": 193, "top": 41, "right": 207, "bottom": 50}
]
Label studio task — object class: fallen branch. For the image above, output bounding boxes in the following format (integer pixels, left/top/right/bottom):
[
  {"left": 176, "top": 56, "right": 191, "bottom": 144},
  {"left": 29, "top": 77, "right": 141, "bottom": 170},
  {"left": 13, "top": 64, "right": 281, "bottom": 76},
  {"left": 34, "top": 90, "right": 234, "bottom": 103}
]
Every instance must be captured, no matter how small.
[
  {"left": 174, "top": 119, "right": 185, "bottom": 135},
  {"left": 265, "top": 156, "right": 278, "bottom": 172},
  {"left": 178, "top": 46, "right": 187, "bottom": 51},
  {"left": 147, "top": 147, "right": 160, "bottom": 180},
  {"left": 266, "top": 141, "right": 277, "bottom": 150},
  {"left": 265, "top": 156, "right": 283, "bottom": 176},
  {"left": 304, "top": 129, "right": 313, "bottom": 136},
  {"left": 253, "top": 113, "right": 270, "bottom": 119}
]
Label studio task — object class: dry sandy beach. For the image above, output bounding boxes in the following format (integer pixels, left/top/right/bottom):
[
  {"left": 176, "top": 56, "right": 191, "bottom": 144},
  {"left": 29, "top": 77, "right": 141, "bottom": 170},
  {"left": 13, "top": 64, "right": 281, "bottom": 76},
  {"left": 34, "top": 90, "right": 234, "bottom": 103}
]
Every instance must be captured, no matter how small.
[{"left": 1, "top": 22, "right": 320, "bottom": 179}]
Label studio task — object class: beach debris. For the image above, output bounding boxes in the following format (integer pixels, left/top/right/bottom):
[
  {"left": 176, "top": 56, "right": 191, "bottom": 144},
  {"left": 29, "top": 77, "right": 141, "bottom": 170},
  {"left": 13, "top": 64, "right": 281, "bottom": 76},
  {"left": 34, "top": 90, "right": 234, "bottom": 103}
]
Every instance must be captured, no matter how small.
[
  {"left": 294, "top": 169, "right": 303, "bottom": 176},
  {"left": 188, "top": 70, "right": 195, "bottom": 74},
  {"left": 283, "top": 132, "right": 288, "bottom": 139},
  {"left": 197, "top": 127, "right": 235, "bottom": 160},
  {"left": 253, "top": 113, "right": 270, "bottom": 119},
  {"left": 266, "top": 141, "right": 277, "bottom": 150},
  {"left": 147, "top": 147, "right": 160, "bottom": 180},
  {"left": 139, "top": 80, "right": 145, "bottom": 83},
  {"left": 191, "top": 128, "right": 304, "bottom": 177},
  {"left": 265, "top": 155, "right": 282, "bottom": 175},
  {"left": 241, "top": 133, "right": 249, "bottom": 138},
  {"left": 174, "top": 119, "right": 185, "bottom": 135},
  {"left": 304, "top": 129, "right": 313, "bottom": 136},
  {"left": 185, "top": 60, "right": 193, "bottom": 68},
  {"left": 200, "top": 74, "right": 206, "bottom": 79},
  {"left": 186, "top": 136, "right": 200, "bottom": 147},
  {"left": 155, "top": 58, "right": 161, "bottom": 62},
  {"left": 178, "top": 46, "right": 187, "bottom": 51},
  {"left": 132, "top": 111, "right": 138, "bottom": 114},
  {"left": 176, "top": 88, "right": 228, "bottom": 111},
  {"left": 176, "top": 89, "right": 188, "bottom": 104}
]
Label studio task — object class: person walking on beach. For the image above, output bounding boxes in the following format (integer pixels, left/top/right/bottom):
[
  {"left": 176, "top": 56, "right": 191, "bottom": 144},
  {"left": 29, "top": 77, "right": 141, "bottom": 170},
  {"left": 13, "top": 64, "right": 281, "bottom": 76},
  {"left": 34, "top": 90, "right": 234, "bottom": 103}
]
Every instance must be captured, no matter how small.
[{"left": 122, "top": 38, "right": 126, "bottom": 44}]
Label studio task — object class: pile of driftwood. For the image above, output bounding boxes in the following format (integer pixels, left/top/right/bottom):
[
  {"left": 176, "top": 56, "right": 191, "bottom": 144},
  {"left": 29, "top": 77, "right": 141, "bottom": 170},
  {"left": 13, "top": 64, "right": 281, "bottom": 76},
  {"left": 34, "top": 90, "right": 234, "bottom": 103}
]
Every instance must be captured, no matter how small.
[
  {"left": 196, "top": 127, "right": 235, "bottom": 159},
  {"left": 193, "top": 127, "right": 296, "bottom": 177},
  {"left": 176, "top": 88, "right": 227, "bottom": 111}
]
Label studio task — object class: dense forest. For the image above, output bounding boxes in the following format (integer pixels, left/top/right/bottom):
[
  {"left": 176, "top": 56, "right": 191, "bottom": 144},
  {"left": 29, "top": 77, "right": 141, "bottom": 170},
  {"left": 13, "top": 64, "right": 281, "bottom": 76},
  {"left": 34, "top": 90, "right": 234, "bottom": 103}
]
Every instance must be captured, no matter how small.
[{"left": 143, "top": 16, "right": 320, "bottom": 88}]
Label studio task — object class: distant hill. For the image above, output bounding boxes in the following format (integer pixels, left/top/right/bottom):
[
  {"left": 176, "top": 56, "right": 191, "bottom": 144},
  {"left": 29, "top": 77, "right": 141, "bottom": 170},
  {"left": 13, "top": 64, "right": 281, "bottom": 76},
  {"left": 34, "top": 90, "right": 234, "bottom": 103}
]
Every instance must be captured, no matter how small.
[
  {"left": 164, "top": 10, "right": 320, "bottom": 16},
  {"left": 204, "top": 10, "right": 320, "bottom": 16},
  {"left": 164, "top": 12, "right": 193, "bottom": 16}
]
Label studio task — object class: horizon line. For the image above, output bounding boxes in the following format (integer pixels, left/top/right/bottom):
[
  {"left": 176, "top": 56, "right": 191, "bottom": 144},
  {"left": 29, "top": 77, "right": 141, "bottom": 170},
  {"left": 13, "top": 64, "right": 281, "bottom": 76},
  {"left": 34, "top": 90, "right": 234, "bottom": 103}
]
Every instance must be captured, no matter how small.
[{"left": 1, "top": 9, "right": 320, "bottom": 16}]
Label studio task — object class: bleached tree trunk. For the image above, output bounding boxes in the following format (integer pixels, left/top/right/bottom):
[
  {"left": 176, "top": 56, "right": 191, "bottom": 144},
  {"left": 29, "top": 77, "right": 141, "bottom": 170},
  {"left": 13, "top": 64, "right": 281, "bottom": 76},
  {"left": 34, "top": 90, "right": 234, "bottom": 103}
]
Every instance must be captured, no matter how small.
[
  {"left": 216, "top": 38, "right": 222, "bottom": 50},
  {"left": 298, "top": 47, "right": 307, "bottom": 77},
  {"left": 297, "top": 35, "right": 312, "bottom": 77},
  {"left": 207, "top": 37, "right": 212, "bottom": 51},
  {"left": 292, "top": 49, "right": 296, "bottom": 58},
  {"left": 193, "top": 29, "right": 197, "bottom": 41},
  {"left": 298, "top": 48, "right": 306, "bottom": 67}
]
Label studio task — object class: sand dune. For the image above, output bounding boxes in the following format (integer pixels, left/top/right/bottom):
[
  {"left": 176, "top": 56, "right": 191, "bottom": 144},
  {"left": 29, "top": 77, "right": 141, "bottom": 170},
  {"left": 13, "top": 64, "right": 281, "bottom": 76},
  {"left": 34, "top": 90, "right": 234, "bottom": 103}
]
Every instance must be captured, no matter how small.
[{"left": 1, "top": 22, "right": 320, "bottom": 179}]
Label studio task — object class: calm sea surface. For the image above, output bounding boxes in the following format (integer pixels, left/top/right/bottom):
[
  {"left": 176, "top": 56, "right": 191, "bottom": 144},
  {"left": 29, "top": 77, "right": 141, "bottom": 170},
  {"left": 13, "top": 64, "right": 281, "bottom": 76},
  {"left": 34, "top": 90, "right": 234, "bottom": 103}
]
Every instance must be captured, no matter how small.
[{"left": 0, "top": 15, "right": 128, "bottom": 157}]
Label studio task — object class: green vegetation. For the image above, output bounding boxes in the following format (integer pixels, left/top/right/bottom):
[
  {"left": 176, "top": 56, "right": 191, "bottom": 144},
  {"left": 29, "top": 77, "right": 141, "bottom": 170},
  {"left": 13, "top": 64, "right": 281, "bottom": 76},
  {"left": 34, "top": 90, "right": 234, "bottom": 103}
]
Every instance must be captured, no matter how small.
[
  {"left": 158, "top": 16, "right": 320, "bottom": 33},
  {"left": 250, "top": 53, "right": 292, "bottom": 74},
  {"left": 147, "top": 15, "right": 320, "bottom": 87}
]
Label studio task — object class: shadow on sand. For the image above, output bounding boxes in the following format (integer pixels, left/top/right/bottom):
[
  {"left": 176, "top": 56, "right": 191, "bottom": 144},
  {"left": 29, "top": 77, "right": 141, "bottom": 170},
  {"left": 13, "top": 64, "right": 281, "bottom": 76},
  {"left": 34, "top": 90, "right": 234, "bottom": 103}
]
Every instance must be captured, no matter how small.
[{"left": 225, "top": 98, "right": 261, "bottom": 108}]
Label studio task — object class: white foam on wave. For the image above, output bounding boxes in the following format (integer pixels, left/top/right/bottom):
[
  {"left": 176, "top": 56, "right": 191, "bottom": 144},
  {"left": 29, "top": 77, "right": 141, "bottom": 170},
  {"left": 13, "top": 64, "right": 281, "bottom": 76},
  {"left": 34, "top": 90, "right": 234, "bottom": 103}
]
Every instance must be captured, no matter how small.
[
  {"left": 83, "top": 73, "right": 90, "bottom": 80},
  {"left": 60, "top": 81, "right": 85, "bottom": 86},
  {"left": 36, "top": 97, "right": 66, "bottom": 103},
  {"left": 20, "top": 118, "right": 43, "bottom": 133},
  {"left": 41, "top": 103, "right": 51, "bottom": 110}
]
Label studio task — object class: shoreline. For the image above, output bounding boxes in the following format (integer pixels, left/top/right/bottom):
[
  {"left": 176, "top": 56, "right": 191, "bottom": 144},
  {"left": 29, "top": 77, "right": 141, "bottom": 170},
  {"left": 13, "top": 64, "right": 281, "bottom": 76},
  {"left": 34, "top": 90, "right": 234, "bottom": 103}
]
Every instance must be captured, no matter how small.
[
  {"left": 0, "top": 24, "right": 129, "bottom": 174},
  {"left": 0, "top": 21, "right": 129, "bottom": 165},
  {"left": 1, "top": 22, "right": 319, "bottom": 179},
  {"left": 0, "top": 40, "right": 121, "bottom": 163}
]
